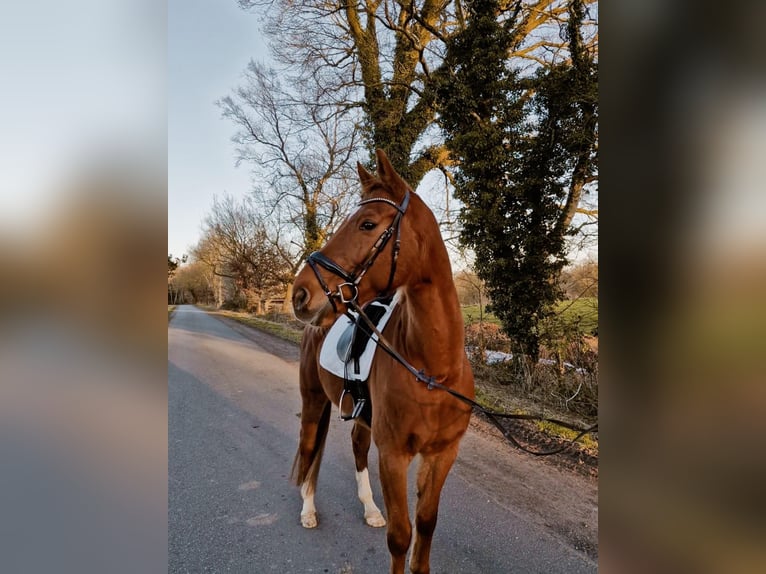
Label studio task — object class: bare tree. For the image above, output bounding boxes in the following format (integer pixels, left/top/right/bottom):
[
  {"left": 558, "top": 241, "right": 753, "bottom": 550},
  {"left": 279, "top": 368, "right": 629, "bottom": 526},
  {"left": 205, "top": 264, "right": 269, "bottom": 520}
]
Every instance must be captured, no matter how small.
[
  {"left": 191, "top": 232, "right": 231, "bottom": 308},
  {"left": 218, "top": 61, "right": 362, "bottom": 284},
  {"left": 238, "top": 0, "right": 597, "bottom": 187},
  {"left": 170, "top": 260, "right": 216, "bottom": 305},
  {"left": 194, "top": 193, "right": 290, "bottom": 312},
  {"left": 559, "top": 259, "right": 598, "bottom": 299},
  {"left": 453, "top": 269, "right": 483, "bottom": 306}
]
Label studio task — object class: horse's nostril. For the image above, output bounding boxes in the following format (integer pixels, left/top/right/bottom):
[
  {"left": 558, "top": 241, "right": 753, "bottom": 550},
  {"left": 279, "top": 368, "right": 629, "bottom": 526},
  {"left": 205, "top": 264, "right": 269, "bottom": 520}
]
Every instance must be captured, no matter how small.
[{"left": 293, "top": 287, "right": 309, "bottom": 311}]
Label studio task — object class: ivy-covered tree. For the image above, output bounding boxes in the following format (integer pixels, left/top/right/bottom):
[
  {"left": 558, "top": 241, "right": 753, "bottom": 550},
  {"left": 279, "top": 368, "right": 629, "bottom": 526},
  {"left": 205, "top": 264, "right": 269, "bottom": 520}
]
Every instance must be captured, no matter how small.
[
  {"left": 238, "top": 0, "right": 598, "bottom": 188},
  {"left": 437, "top": 0, "right": 597, "bottom": 359}
]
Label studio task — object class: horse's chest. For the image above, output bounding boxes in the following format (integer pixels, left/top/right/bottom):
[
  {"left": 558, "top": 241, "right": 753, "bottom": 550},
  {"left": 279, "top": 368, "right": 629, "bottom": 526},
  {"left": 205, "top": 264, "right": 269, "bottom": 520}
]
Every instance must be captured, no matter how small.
[{"left": 318, "top": 292, "right": 400, "bottom": 382}]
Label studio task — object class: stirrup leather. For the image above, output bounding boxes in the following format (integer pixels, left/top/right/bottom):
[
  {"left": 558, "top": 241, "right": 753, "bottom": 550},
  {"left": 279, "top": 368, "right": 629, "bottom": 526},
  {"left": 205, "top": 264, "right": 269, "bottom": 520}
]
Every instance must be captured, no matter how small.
[{"left": 339, "top": 388, "right": 367, "bottom": 421}]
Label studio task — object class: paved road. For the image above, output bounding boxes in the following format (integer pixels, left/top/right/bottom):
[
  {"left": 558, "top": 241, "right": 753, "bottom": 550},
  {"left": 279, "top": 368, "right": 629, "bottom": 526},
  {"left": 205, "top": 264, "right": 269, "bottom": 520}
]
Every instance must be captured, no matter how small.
[{"left": 169, "top": 305, "right": 596, "bottom": 573}]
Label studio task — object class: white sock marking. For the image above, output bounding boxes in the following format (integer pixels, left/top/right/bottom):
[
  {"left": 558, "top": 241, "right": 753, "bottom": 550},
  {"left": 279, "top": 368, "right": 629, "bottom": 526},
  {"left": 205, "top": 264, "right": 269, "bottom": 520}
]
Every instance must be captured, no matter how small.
[
  {"left": 300, "top": 482, "right": 317, "bottom": 528},
  {"left": 356, "top": 468, "right": 386, "bottom": 527}
]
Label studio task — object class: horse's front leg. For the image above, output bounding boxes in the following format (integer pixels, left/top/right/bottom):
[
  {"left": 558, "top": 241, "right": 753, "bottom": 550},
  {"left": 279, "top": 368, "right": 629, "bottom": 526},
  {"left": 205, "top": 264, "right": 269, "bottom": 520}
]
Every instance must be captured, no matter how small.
[
  {"left": 379, "top": 451, "right": 413, "bottom": 574},
  {"left": 351, "top": 421, "right": 386, "bottom": 527},
  {"left": 409, "top": 445, "right": 460, "bottom": 574}
]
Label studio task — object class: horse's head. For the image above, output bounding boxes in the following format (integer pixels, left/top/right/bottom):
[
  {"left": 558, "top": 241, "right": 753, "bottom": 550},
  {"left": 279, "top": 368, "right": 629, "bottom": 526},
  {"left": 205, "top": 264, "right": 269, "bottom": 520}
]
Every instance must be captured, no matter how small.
[{"left": 292, "top": 149, "right": 418, "bottom": 326}]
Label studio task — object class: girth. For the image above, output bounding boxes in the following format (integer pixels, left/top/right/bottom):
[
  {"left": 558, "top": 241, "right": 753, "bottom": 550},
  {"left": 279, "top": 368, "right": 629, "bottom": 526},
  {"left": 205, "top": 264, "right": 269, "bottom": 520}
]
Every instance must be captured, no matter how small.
[{"left": 337, "top": 293, "right": 396, "bottom": 424}]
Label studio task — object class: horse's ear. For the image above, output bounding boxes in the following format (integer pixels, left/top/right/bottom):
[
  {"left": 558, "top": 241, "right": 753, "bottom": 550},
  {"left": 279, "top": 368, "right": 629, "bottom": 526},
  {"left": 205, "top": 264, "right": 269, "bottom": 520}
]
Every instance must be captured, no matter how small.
[
  {"left": 357, "top": 162, "right": 376, "bottom": 191},
  {"left": 375, "top": 149, "right": 409, "bottom": 199}
]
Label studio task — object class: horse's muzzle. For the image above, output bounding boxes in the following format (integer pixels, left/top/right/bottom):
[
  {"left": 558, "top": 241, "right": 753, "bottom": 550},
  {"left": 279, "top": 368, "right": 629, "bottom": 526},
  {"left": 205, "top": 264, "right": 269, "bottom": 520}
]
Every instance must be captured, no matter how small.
[
  {"left": 292, "top": 286, "right": 314, "bottom": 321},
  {"left": 293, "top": 286, "right": 309, "bottom": 312},
  {"left": 292, "top": 287, "right": 335, "bottom": 326}
]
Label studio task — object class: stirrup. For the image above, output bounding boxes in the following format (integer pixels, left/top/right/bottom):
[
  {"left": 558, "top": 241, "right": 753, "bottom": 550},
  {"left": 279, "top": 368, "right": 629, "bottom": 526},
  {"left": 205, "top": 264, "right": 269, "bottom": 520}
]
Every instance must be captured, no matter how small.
[{"left": 339, "top": 388, "right": 365, "bottom": 421}]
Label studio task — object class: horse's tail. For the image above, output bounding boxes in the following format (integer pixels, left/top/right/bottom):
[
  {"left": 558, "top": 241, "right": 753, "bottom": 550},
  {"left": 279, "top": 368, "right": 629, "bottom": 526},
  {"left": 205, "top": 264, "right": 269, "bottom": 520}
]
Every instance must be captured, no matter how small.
[{"left": 291, "top": 400, "right": 332, "bottom": 487}]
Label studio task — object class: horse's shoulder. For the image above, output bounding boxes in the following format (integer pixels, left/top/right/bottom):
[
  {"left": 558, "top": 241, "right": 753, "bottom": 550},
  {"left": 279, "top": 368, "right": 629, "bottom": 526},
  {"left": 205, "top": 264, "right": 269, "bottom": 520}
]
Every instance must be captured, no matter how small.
[{"left": 301, "top": 324, "right": 330, "bottom": 352}]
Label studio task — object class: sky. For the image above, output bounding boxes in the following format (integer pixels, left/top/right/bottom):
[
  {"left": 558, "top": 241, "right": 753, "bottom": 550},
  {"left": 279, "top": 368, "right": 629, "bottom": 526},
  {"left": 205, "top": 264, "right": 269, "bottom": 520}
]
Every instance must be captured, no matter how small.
[
  {"left": 168, "top": 0, "right": 268, "bottom": 259},
  {"left": 0, "top": 1, "right": 165, "bottom": 236}
]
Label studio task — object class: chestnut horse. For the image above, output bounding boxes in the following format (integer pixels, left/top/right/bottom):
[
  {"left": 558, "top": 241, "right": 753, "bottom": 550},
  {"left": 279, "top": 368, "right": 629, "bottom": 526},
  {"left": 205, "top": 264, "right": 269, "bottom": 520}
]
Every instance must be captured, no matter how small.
[{"left": 291, "top": 149, "right": 474, "bottom": 574}]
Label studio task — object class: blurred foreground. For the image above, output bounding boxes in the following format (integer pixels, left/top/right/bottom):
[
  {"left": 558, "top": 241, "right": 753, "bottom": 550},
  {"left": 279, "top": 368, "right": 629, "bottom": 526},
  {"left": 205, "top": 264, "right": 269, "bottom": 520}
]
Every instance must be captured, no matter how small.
[
  {"left": 0, "top": 2, "right": 167, "bottom": 573},
  {"left": 0, "top": 172, "right": 168, "bottom": 574},
  {"left": 603, "top": 2, "right": 766, "bottom": 572}
]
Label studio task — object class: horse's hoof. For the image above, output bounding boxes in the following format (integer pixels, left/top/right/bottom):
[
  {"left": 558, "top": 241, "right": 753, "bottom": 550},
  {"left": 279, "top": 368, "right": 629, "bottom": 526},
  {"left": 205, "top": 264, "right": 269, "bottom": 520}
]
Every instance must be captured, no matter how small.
[
  {"left": 301, "top": 511, "right": 318, "bottom": 528},
  {"left": 364, "top": 510, "right": 386, "bottom": 528}
]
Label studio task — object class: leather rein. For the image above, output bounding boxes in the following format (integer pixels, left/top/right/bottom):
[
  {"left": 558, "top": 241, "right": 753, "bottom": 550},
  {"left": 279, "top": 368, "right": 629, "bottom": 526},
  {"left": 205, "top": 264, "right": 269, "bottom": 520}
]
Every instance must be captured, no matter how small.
[{"left": 305, "top": 190, "right": 597, "bottom": 457}]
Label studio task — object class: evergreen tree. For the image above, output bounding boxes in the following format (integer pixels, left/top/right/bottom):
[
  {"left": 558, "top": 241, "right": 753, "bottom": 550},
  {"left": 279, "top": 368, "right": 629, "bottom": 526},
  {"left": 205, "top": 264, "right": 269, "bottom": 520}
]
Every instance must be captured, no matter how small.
[{"left": 437, "top": 0, "right": 597, "bottom": 360}]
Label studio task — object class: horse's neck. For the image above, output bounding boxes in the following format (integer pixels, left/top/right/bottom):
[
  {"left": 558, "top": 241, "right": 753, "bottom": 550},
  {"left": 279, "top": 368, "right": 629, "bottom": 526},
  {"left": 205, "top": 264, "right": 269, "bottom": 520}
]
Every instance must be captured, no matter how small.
[{"left": 399, "top": 255, "right": 465, "bottom": 381}]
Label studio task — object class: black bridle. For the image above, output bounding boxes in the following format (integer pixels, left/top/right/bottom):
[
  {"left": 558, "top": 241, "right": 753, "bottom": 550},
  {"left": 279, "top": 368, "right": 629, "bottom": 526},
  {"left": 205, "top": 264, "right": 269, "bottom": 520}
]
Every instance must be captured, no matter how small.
[{"left": 305, "top": 191, "right": 410, "bottom": 312}]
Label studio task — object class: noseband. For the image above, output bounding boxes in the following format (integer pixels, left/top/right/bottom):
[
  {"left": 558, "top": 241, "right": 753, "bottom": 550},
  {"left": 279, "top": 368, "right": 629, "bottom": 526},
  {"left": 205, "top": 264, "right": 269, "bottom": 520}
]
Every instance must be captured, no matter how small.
[{"left": 306, "top": 191, "right": 411, "bottom": 313}]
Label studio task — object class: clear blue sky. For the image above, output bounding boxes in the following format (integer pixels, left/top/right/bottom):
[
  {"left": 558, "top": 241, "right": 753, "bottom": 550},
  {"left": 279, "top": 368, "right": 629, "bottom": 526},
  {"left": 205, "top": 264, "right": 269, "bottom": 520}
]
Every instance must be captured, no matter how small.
[{"left": 168, "top": 0, "right": 268, "bottom": 259}]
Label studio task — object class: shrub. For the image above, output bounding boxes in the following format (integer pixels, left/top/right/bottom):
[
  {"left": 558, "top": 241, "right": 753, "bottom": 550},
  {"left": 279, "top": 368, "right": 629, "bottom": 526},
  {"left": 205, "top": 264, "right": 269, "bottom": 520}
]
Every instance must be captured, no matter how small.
[{"left": 465, "top": 320, "right": 598, "bottom": 421}]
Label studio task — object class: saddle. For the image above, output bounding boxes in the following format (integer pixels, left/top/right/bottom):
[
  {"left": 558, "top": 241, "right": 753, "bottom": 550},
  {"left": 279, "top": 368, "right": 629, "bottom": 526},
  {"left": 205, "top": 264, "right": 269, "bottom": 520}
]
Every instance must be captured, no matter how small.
[{"left": 318, "top": 291, "right": 401, "bottom": 424}]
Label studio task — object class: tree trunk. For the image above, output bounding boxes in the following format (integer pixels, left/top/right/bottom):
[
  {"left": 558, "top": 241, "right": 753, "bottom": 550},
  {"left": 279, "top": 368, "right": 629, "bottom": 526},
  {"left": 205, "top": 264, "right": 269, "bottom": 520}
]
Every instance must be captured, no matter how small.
[
  {"left": 282, "top": 282, "right": 294, "bottom": 314},
  {"left": 558, "top": 151, "right": 589, "bottom": 232},
  {"left": 216, "top": 278, "right": 224, "bottom": 308}
]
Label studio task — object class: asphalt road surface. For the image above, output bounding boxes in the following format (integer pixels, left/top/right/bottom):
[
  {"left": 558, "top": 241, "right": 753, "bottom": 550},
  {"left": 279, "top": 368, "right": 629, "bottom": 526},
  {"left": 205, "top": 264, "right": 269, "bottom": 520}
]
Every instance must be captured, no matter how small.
[{"left": 169, "top": 305, "right": 597, "bottom": 573}]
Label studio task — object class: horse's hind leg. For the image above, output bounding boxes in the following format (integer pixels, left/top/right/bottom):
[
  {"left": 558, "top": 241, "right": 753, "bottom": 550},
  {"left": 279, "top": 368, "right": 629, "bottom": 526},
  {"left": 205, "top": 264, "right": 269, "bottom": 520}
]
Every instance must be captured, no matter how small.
[
  {"left": 351, "top": 421, "right": 386, "bottom": 527},
  {"left": 291, "top": 393, "right": 331, "bottom": 529},
  {"left": 409, "top": 444, "right": 459, "bottom": 574}
]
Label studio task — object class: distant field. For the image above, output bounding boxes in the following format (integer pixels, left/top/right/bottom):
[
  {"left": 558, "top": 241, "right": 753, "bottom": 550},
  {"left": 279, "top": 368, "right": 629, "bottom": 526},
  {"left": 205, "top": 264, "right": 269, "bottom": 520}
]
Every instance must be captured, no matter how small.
[
  {"left": 461, "top": 305, "right": 501, "bottom": 325},
  {"left": 552, "top": 297, "right": 598, "bottom": 335},
  {"left": 462, "top": 297, "right": 598, "bottom": 336}
]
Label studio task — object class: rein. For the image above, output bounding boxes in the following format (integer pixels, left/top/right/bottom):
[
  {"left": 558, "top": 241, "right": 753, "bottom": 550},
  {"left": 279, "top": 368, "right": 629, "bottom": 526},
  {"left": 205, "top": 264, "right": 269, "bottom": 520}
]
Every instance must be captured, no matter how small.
[
  {"left": 307, "top": 189, "right": 597, "bottom": 457},
  {"left": 348, "top": 300, "right": 598, "bottom": 457}
]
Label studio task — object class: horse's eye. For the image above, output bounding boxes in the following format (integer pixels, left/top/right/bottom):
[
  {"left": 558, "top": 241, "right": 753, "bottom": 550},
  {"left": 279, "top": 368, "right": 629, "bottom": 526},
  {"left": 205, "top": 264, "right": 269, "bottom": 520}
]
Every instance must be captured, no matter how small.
[{"left": 359, "top": 220, "right": 377, "bottom": 231}]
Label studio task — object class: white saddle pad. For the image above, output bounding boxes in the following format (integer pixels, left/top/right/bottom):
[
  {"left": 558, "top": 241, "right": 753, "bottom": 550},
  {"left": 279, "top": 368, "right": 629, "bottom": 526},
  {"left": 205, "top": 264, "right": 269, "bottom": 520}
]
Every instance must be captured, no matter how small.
[{"left": 319, "top": 290, "right": 401, "bottom": 382}]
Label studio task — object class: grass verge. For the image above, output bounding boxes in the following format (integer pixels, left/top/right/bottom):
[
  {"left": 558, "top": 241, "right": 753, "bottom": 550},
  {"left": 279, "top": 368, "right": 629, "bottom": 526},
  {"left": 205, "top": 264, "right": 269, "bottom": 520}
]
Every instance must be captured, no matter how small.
[
  {"left": 472, "top": 373, "right": 598, "bottom": 452},
  {"left": 201, "top": 307, "right": 304, "bottom": 345},
  {"left": 168, "top": 305, "right": 176, "bottom": 321}
]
